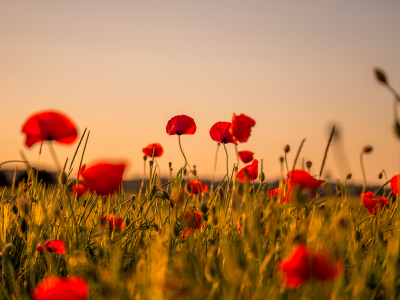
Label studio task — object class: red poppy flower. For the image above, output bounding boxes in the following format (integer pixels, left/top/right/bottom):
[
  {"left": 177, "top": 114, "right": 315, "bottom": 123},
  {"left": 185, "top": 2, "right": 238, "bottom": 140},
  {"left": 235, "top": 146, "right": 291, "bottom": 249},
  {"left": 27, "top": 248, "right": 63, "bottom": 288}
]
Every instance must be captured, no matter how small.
[
  {"left": 277, "top": 245, "right": 343, "bottom": 288},
  {"left": 360, "top": 191, "right": 388, "bottom": 215},
  {"left": 181, "top": 211, "right": 203, "bottom": 238},
  {"left": 79, "top": 162, "right": 125, "bottom": 196},
  {"left": 238, "top": 151, "right": 254, "bottom": 164},
  {"left": 268, "top": 188, "right": 289, "bottom": 205},
  {"left": 166, "top": 115, "right": 196, "bottom": 135},
  {"left": 185, "top": 180, "right": 208, "bottom": 195},
  {"left": 32, "top": 276, "right": 89, "bottom": 300},
  {"left": 209, "top": 122, "right": 237, "bottom": 144},
  {"left": 286, "top": 170, "right": 325, "bottom": 197},
  {"left": 142, "top": 143, "right": 164, "bottom": 158},
  {"left": 391, "top": 175, "right": 399, "bottom": 196},
  {"left": 72, "top": 184, "right": 86, "bottom": 197},
  {"left": 36, "top": 240, "right": 66, "bottom": 254},
  {"left": 237, "top": 159, "right": 258, "bottom": 183},
  {"left": 230, "top": 113, "right": 255, "bottom": 143},
  {"left": 22, "top": 111, "right": 78, "bottom": 147},
  {"left": 101, "top": 214, "right": 125, "bottom": 231}
]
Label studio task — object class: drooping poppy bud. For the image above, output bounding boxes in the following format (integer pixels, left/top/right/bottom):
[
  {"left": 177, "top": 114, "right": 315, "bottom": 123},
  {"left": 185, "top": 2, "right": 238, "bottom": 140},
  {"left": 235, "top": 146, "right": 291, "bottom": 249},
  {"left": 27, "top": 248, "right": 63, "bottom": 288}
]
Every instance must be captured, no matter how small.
[{"left": 374, "top": 68, "right": 387, "bottom": 84}]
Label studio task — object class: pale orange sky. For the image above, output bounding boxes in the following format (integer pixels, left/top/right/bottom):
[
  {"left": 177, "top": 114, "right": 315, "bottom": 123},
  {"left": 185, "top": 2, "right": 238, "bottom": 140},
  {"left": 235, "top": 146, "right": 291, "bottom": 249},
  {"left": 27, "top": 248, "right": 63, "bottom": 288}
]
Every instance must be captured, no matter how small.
[{"left": 1, "top": 1, "right": 400, "bottom": 185}]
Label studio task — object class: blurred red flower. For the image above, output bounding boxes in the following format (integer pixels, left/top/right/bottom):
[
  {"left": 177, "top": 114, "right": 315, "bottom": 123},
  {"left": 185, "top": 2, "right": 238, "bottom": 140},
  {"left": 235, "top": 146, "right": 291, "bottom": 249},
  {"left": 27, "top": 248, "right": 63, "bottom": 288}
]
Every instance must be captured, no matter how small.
[
  {"left": 166, "top": 115, "right": 196, "bottom": 135},
  {"left": 79, "top": 162, "right": 125, "bottom": 196},
  {"left": 209, "top": 122, "right": 237, "bottom": 144},
  {"left": 72, "top": 184, "right": 86, "bottom": 197},
  {"left": 286, "top": 170, "right": 325, "bottom": 197},
  {"left": 101, "top": 214, "right": 125, "bottom": 232},
  {"left": 277, "top": 245, "right": 343, "bottom": 288},
  {"left": 22, "top": 111, "right": 78, "bottom": 147},
  {"left": 230, "top": 113, "right": 255, "bottom": 143},
  {"left": 391, "top": 175, "right": 399, "bottom": 196},
  {"left": 360, "top": 191, "right": 388, "bottom": 215},
  {"left": 142, "top": 143, "right": 164, "bottom": 158},
  {"left": 36, "top": 240, "right": 66, "bottom": 254},
  {"left": 268, "top": 188, "right": 288, "bottom": 205},
  {"left": 32, "top": 276, "right": 89, "bottom": 300},
  {"left": 185, "top": 180, "right": 208, "bottom": 195},
  {"left": 182, "top": 211, "right": 203, "bottom": 238},
  {"left": 237, "top": 159, "right": 258, "bottom": 183},
  {"left": 238, "top": 151, "right": 254, "bottom": 163}
]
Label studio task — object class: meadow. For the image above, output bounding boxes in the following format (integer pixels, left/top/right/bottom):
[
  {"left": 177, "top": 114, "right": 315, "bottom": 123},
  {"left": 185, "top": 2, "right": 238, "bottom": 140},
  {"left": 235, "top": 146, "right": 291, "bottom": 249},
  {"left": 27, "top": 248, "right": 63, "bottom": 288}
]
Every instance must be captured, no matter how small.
[{"left": 0, "top": 69, "right": 400, "bottom": 300}]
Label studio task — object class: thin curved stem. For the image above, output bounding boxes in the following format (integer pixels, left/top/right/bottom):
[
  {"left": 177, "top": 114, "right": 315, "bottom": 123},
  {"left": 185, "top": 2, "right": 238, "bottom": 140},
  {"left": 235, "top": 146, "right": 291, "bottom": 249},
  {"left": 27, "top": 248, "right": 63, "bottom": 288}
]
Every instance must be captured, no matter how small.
[
  {"left": 178, "top": 135, "right": 187, "bottom": 170},
  {"left": 0, "top": 160, "right": 28, "bottom": 167},
  {"left": 210, "top": 143, "right": 220, "bottom": 194}
]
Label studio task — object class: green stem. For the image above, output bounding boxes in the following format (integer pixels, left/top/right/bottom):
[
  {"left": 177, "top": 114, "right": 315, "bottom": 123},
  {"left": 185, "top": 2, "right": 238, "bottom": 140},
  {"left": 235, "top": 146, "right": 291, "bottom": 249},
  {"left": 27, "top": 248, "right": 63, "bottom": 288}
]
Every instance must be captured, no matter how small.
[{"left": 178, "top": 135, "right": 187, "bottom": 169}]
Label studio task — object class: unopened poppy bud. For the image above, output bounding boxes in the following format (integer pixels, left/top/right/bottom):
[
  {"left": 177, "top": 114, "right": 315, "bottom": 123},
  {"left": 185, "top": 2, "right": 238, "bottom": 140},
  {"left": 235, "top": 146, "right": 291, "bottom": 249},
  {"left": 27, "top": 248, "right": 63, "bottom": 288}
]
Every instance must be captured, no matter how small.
[
  {"left": 284, "top": 145, "right": 290, "bottom": 153},
  {"left": 169, "top": 162, "right": 172, "bottom": 168},
  {"left": 151, "top": 185, "right": 157, "bottom": 195},
  {"left": 130, "top": 195, "right": 136, "bottom": 202},
  {"left": 279, "top": 156, "right": 284, "bottom": 163},
  {"left": 169, "top": 199, "right": 175, "bottom": 208},
  {"left": 173, "top": 224, "right": 180, "bottom": 237},
  {"left": 143, "top": 155, "right": 147, "bottom": 161},
  {"left": 154, "top": 224, "right": 159, "bottom": 232},
  {"left": 363, "top": 146, "right": 373, "bottom": 153},
  {"left": 374, "top": 68, "right": 387, "bottom": 84},
  {"left": 355, "top": 230, "right": 362, "bottom": 241},
  {"left": 203, "top": 214, "right": 208, "bottom": 222},
  {"left": 19, "top": 218, "right": 28, "bottom": 235},
  {"left": 378, "top": 172, "right": 383, "bottom": 179},
  {"left": 149, "top": 161, "right": 153, "bottom": 168},
  {"left": 320, "top": 203, "right": 326, "bottom": 210},
  {"left": 200, "top": 203, "right": 208, "bottom": 214},
  {"left": 212, "top": 216, "right": 218, "bottom": 226},
  {"left": 12, "top": 205, "right": 18, "bottom": 214},
  {"left": 184, "top": 169, "right": 187, "bottom": 176},
  {"left": 59, "top": 171, "right": 68, "bottom": 185},
  {"left": 306, "top": 161, "right": 312, "bottom": 169},
  {"left": 346, "top": 173, "right": 352, "bottom": 180},
  {"left": 185, "top": 183, "right": 192, "bottom": 194},
  {"left": 162, "top": 191, "right": 170, "bottom": 200},
  {"left": 259, "top": 172, "right": 265, "bottom": 182}
]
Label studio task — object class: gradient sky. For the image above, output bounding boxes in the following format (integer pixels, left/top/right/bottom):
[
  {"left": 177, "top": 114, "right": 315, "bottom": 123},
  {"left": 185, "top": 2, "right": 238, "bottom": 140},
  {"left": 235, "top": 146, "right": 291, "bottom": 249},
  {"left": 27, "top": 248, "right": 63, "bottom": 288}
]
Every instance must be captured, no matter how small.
[{"left": 1, "top": 1, "right": 400, "bottom": 185}]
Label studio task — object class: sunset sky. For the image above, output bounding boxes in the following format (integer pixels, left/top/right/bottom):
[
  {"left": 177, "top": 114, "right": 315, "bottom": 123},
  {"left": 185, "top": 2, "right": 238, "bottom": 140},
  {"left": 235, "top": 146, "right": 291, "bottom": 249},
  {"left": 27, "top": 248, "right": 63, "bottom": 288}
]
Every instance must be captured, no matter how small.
[{"left": 1, "top": 1, "right": 400, "bottom": 185}]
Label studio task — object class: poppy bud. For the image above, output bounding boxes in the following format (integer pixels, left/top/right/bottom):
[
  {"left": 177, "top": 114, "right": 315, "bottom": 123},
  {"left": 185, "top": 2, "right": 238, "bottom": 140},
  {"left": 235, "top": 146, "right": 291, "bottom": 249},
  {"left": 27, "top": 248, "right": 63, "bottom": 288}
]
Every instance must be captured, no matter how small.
[
  {"left": 374, "top": 68, "right": 387, "bottom": 84},
  {"left": 12, "top": 205, "right": 18, "bottom": 214},
  {"left": 259, "top": 172, "right": 265, "bottom": 183},
  {"left": 363, "top": 146, "right": 373, "bottom": 153},
  {"left": 275, "top": 229, "right": 281, "bottom": 239},
  {"left": 162, "top": 191, "right": 170, "bottom": 200},
  {"left": 59, "top": 171, "right": 68, "bottom": 185},
  {"left": 149, "top": 161, "right": 153, "bottom": 168},
  {"left": 200, "top": 204, "right": 208, "bottom": 214},
  {"left": 173, "top": 224, "right": 180, "bottom": 237},
  {"left": 185, "top": 183, "right": 192, "bottom": 194},
  {"left": 169, "top": 162, "right": 172, "bottom": 168},
  {"left": 184, "top": 169, "right": 187, "bottom": 176},
  {"left": 19, "top": 218, "right": 28, "bottom": 235},
  {"left": 193, "top": 169, "right": 197, "bottom": 176},
  {"left": 320, "top": 203, "right": 326, "bottom": 210},
  {"left": 143, "top": 155, "right": 147, "bottom": 161},
  {"left": 169, "top": 199, "right": 175, "bottom": 208},
  {"left": 151, "top": 185, "right": 157, "bottom": 196},
  {"left": 130, "top": 195, "right": 136, "bottom": 202},
  {"left": 355, "top": 230, "right": 362, "bottom": 241},
  {"left": 154, "top": 224, "right": 159, "bottom": 232},
  {"left": 284, "top": 145, "right": 290, "bottom": 153},
  {"left": 279, "top": 156, "right": 284, "bottom": 163},
  {"left": 67, "top": 180, "right": 76, "bottom": 189},
  {"left": 346, "top": 173, "right": 352, "bottom": 180},
  {"left": 212, "top": 216, "right": 218, "bottom": 226},
  {"left": 394, "top": 121, "right": 400, "bottom": 138},
  {"left": 306, "top": 161, "right": 312, "bottom": 169},
  {"left": 378, "top": 172, "right": 383, "bottom": 179}
]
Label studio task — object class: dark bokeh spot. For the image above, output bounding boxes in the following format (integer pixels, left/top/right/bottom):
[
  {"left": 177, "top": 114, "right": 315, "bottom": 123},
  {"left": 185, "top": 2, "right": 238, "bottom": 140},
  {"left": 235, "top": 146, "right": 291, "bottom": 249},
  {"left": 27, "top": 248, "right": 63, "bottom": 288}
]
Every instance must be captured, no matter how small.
[
  {"left": 0, "top": 172, "right": 9, "bottom": 186},
  {"left": 17, "top": 168, "right": 57, "bottom": 185}
]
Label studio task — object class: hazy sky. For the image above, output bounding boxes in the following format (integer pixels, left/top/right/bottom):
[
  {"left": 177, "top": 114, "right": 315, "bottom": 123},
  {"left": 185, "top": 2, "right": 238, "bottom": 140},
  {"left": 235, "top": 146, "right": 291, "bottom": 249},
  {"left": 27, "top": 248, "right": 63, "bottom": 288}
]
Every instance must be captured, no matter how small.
[{"left": 1, "top": 1, "right": 400, "bottom": 185}]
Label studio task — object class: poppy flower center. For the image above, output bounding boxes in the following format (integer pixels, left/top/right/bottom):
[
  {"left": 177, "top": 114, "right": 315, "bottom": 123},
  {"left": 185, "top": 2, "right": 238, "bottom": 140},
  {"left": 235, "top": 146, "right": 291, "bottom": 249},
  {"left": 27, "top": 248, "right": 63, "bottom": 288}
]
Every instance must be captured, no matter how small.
[
  {"left": 223, "top": 138, "right": 227, "bottom": 143},
  {"left": 46, "top": 135, "right": 53, "bottom": 141},
  {"left": 177, "top": 132, "right": 181, "bottom": 135}
]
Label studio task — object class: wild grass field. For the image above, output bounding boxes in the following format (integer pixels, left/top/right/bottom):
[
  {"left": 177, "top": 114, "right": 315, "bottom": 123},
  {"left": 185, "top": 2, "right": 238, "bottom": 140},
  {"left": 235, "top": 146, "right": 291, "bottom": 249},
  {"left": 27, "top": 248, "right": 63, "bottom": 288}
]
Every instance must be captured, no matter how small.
[{"left": 1, "top": 69, "right": 400, "bottom": 300}]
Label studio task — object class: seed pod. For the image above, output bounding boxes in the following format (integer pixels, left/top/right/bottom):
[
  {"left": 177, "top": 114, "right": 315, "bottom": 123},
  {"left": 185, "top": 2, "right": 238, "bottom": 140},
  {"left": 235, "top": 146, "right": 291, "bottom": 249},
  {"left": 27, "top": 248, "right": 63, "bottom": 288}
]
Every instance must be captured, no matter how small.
[
  {"left": 59, "top": 171, "right": 68, "bottom": 185},
  {"left": 200, "top": 203, "right": 208, "bottom": 214},
  {"left": 259, "top": 172, "right": 265, "bottom": 183},
  {"left": 346, "top": 173, "right": 352, "bottom": 180},
  {"left": 284, "top": 144, "right": 290, "bottom": 153},
  {"left": 374, "top": 68, "right": 387, "bottom": 84},
  {"left": 130, "top": 194, "right": 136, "bottom": 202},
  {"left": 363, "top": 146, "right": 373, "bottom": 153},
  {"left": 319, "top": 203, "right": 326, "bottom": 210},
  {"left": 378, "top": 172, "right": 383, "bottom": 179}
]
